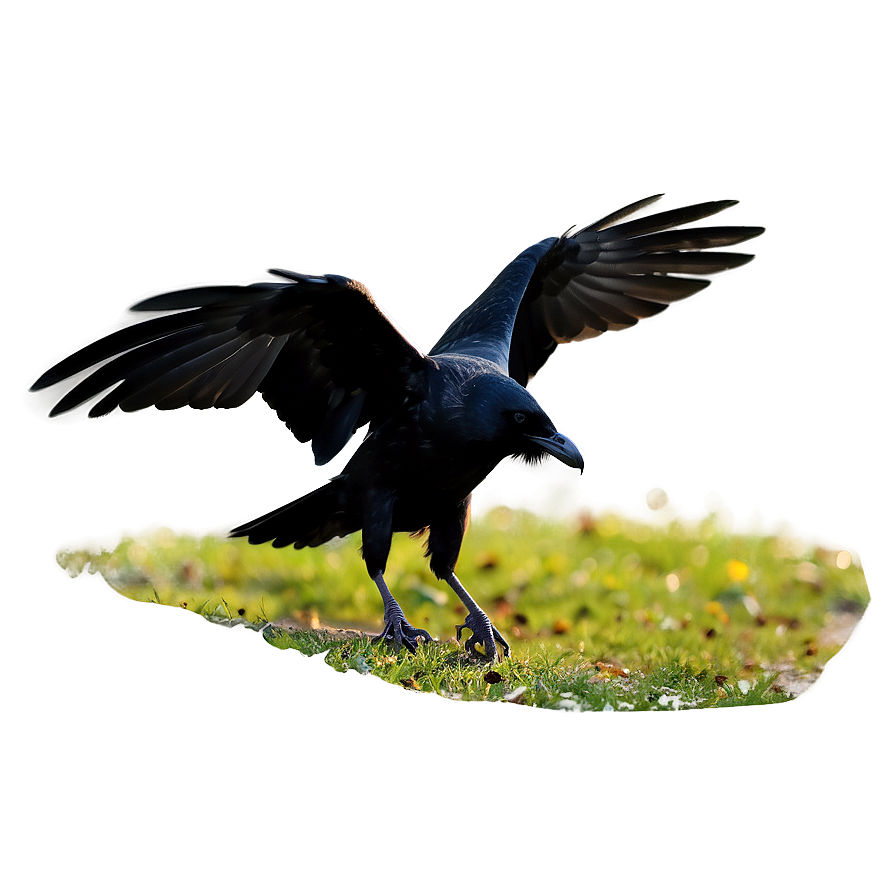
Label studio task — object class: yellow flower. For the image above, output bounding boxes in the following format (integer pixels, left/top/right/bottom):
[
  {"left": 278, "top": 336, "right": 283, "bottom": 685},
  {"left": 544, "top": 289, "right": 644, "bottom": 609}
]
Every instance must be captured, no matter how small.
[
  {"left": 726, "top": 559, "right": 749, "bottom": 583},
  {"left": 704, "top": 601, "right": 731, "bottom": 625}
]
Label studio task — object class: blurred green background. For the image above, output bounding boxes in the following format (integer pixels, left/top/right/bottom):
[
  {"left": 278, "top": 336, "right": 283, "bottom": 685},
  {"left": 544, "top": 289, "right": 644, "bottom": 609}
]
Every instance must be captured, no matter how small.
[{"left": 2, "top": 0, "right": 894, "bottom": 893}]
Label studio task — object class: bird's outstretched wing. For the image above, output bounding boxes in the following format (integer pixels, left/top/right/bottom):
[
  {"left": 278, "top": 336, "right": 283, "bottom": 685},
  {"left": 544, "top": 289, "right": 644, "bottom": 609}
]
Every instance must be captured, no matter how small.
[
  {"left": 431, "top": 196, "right": 764, "bottom": 385},
  {"left": 31, "top": 270, "right": 429, "bottom": 465}
]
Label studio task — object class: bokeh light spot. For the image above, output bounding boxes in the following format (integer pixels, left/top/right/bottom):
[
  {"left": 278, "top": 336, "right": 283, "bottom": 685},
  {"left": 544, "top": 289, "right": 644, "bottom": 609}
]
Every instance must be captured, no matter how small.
[
  {"left": 691, "top": 544, "right": 710, "bottom": 567},
  {"left": 126, "top": 542, "right": 148, "bottom": 565},
  {"left": 152, "top": 526, "right": 177, "bottom": 548},
  {"left": 489, "top": 506, "right": 516, "bottom": 531},
  {"left": 646, "top": 487, "right": 668, "bottom": 511}
]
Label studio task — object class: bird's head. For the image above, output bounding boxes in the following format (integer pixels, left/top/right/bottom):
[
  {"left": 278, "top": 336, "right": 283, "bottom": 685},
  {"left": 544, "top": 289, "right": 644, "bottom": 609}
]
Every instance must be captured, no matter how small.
[{"left": 457, "top": 373, "right": 584, "bottom": 473}]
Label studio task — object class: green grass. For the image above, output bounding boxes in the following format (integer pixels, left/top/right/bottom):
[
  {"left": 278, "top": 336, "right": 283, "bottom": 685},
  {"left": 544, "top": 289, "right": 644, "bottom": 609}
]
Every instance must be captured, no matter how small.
[{"left": 57, "top": 507, "right": 870, "bottom": 711}]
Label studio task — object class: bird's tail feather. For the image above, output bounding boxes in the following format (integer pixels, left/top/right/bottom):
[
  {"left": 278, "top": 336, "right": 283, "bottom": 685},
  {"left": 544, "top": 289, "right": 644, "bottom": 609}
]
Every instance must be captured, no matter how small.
[{"left": 230, "top": 477, "right": 357, "bottom": 549}]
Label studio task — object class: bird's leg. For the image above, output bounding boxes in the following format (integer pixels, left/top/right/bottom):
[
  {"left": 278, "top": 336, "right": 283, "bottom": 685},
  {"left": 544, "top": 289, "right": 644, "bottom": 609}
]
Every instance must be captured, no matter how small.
[
  {"left": 362, "top": 492, "right": 431, "bottom": 652},
  {"left": 448, "top": 573, "right": 510, "bottom": 662},
  {"left": 425, "top": 495, "right": 509, "bottom": 661},
  {"left": 370, "top": 571, "right": 433, "bottom": 652}
]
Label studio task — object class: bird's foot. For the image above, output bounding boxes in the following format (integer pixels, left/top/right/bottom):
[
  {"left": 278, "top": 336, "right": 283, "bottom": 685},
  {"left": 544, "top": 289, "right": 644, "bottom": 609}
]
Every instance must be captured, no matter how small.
[
  {"left": 372, "top": 610, "right": 433, "bottom": 653},
  {"left": 456, "top": 611, "right": 510, "bottom": 661}
]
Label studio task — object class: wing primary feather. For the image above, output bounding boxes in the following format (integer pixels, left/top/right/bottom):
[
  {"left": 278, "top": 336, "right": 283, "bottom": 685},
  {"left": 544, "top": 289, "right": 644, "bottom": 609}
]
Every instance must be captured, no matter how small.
[
  {"left": 267, "top": 269, "right": 330, "bottom": 284},
  {"left": 48, "top": 328, "right": 209, "bottom": 416},
  {"left": 118, "top": 334, "right": 251, "bottom": 411},
  {"left": 130, "top": 285, "right": 276, "bottom": 312},
  {"left": 575, "top": 271, "right": 711, "bottom": 303},
  {"left": 587, "top": 251, "right": 756, "bottom": 275},
  {"left": 585, "top": 200, "right": 740, "bottom": 240},
  {"left": 572, "top": 194, "right": 665, "bottom": 236},
  {"left": 89, "top": 387, "right": 132, "bottom": 418},
  {"left": 600, "top": 225, "right": 765, "bottom": 252},
  {"left": 31, "top": 312, "right": 213, "bottom": 390}
]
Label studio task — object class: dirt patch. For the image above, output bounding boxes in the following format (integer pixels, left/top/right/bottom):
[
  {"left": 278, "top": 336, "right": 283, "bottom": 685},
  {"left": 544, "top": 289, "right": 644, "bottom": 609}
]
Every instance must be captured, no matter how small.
[{"left": 769, "top": 610, "right": 864, "bottom": 697}]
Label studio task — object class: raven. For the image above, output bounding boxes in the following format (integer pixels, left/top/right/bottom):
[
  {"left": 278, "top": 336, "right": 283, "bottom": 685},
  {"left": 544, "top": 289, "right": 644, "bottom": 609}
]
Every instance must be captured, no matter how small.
[{"left": 32, "top": 195, "right": 763, "bottom": 660}]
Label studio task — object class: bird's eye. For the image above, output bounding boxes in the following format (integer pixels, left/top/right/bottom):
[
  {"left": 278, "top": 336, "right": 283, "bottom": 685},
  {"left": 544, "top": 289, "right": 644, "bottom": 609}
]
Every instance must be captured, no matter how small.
[{"left": 514, "top": 412, "right": 526, "bottom": 424}]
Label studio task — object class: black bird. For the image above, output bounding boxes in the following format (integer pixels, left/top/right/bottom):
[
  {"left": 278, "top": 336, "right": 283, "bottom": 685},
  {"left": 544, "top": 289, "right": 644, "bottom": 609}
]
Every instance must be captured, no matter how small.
[{"left": 31, "top": 195, "right": 763, "bottom": 660}]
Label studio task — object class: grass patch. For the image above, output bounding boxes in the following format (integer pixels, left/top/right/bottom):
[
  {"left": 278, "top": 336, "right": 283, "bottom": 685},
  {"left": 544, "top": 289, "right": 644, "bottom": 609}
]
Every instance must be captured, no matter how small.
[{"left": 57, "top": 507, "right": 870, "bottom": 711}]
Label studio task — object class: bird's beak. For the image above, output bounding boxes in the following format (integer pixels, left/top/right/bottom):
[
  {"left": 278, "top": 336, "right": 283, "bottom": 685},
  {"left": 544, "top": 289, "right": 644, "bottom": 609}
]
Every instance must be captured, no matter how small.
[{"left": 526, "top": 432, "right": 584, "bottom": 473}]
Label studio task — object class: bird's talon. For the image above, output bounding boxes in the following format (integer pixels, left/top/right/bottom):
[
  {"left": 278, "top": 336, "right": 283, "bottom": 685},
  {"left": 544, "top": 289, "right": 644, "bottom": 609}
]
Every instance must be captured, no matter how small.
[
  {"left": 494, "top": 630, "right": 511, "bottom": 656},
  {"left": 457, "top": 612, "right": 507, "bottom": 661},
  {"left": 373, "top": 614, "right": 432, "bottom": 653}
]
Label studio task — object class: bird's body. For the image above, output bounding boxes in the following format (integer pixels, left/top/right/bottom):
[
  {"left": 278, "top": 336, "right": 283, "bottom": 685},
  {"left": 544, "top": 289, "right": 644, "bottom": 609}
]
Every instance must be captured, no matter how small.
[{"left": 32, "top": 196, "right": 763, "bottom": 659}]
